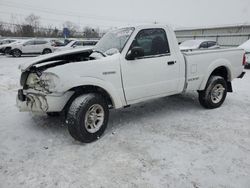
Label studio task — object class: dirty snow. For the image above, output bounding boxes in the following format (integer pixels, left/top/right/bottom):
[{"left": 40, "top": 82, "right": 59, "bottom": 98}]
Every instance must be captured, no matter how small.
[{"left": 0, "top": 55, "right": 250, "bottom": 188}]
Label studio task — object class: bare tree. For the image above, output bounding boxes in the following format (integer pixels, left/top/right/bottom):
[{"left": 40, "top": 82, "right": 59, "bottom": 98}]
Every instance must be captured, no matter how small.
[
  {"left": 25, "top": 14, "right": 40, "bottom": 30},
  {"left": 63, "top": 21, "right": 79, "bottom": 37},
  {"left": 83, "top": 26, "right": 100, "bottom": 38}
]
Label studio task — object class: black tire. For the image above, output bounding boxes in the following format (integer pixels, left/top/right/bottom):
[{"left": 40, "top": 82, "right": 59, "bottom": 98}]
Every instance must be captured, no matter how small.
[
  {"left": 198, "top": 76, "right": 227, "bottom": 109},
  {"left": 12, "top": 49, "right": 22, "bottom": 57},
  {"left": 46, "top": 112, "right": 60, "bottom": 117},
  {"left": 4, "top": 48, "right": 11, "bottom": 55},
  {"left": 42, "top": 49, "right": 52, "bottom": 54},
  {"left": 66, "top": 93, "right": 109, "bottom": 143},
  {"left": 244, "top": 64, "right": 250, "bottom": 69}
]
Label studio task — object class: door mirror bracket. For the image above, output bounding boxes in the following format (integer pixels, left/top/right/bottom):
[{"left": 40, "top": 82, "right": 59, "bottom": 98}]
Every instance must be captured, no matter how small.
[{"left": 126, "top": 47, "right": 144, "bottom": 60}]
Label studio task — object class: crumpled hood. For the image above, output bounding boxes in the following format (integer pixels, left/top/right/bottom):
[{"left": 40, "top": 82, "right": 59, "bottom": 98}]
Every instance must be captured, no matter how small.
[{"left": 19, "top": 47, "right": 94, "bottom": 71}]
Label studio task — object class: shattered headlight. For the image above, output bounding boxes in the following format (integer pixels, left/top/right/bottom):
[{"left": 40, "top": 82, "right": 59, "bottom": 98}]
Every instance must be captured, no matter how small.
[
  {"left": 26, "top": 72, "right": 59, "bottom": 92},
  {"left": 26, "top": 73, "right": 40, "bottom": 87}
]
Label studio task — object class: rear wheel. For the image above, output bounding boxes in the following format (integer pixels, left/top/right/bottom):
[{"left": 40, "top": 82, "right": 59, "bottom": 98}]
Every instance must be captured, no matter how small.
[
  {"left": 66, "top": 93, "right": 109, "bottom": 143},
  {"left": 198, "top": 76, "right": 227, "bottom": 109},
  {"left": 4, "top": 48, "right": 11, "bottom": 55},
  {"left": 12, "top": 49, "right": 22, "bottom": 57},
  {"left": 43, "top": 49, "right": 52, "bottom": 54}
]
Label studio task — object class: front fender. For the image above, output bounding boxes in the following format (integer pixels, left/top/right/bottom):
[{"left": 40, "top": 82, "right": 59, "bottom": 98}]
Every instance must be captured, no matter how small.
[{"left": 56, "top": 76, "right": 126, "bottom": 109}]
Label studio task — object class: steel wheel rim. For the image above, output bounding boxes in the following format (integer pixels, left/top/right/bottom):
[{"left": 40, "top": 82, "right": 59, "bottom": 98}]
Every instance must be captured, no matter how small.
[
  {"left": 84, "top": 104, "right": 104, "bottom": 133},
  {"left": 211, "top": 84, "right": 225, "bottom": 104}
]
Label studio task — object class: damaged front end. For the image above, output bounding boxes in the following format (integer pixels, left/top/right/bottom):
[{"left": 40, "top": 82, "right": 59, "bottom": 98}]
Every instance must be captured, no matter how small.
[
  {"left": 17, "top": 48, "right": 95, "bottom": 113},
  {"left": 17, "top": 71, "right": 74, "bottom": 112},
  {"left": 17, "top": 88, "right": 74, "bottom": 112}
]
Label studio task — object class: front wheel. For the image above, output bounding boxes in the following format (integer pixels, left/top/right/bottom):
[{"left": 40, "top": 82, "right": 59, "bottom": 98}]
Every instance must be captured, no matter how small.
[
  {"left": 43, "top": 49, "right": 52, "bottom": 54},
  {"left": 66, "top": 94, "right": 109, "bottom": 143},
  {"left": 198, "top": 76, "right": 227, "bottom": 109},
  {"left": 12, "top": 49, "right": 22, "bottom": 57}
]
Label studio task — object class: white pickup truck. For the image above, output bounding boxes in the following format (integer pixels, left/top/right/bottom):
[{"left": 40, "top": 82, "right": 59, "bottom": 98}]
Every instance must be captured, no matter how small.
[{"left": 17, "top": 25, "right": 246, "bottom": 143}]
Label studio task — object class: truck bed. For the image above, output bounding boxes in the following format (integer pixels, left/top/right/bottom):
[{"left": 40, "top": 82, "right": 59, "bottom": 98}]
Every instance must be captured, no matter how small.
[{"left": 182, "top": 48, "right": 244, "bottom": 91}]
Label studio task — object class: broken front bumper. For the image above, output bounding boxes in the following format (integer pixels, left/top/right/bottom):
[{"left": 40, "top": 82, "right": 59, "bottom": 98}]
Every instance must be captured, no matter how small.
[
  {"left": 16, "top": 89, "right": 74, "bottom": 112},
  {"left": 237, "top": 72, "right": 246, "bottom": 79}
]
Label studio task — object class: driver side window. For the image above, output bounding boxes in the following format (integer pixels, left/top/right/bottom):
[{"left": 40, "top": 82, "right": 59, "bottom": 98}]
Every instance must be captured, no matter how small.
[
  {"left": 24, "top": 40, "right": 34, "bottom": 46},
  {"left": 75, "top": 41, "right": 84, "bottom": 46},
  {"left": 129, "top": 28, "right": 170, "bottom": 58},
  {"left": 199, "top": 42, "right": 208, "bottom": 48}
]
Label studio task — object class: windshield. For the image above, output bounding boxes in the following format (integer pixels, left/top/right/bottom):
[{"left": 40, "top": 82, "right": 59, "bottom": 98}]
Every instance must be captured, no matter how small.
[{"left": 95, "top": 27, "right": 134, "bottom": 53}]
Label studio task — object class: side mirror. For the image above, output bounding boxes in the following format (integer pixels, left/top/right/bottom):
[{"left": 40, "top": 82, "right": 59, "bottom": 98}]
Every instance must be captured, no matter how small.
[{"left": 126, "top": 47, "right": 144, "bottom": 60}]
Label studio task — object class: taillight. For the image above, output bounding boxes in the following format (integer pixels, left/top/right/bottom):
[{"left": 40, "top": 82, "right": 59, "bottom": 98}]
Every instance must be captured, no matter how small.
[{"left": 243, "top": 53, "right": 246, "bottom": 66}]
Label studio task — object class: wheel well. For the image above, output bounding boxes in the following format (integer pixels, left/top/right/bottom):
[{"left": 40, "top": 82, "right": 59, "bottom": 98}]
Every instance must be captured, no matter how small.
[
  {"left": 11, "top": 48, "right": 22, "bottom": 55},
  {"left": 4, "top": 47, "right": 11, "bottom": 53},
  {"left": 13, "top": 48, "right": 21, "bottom": 52},
  {"left": 43, "top": 48, "right": 52, "bottom": 52},
  {"left": 68, "top": 85, "right": 114, "bottom": 107},
  {"left": 210, "top": 66, "right": 229, "bottom": 81},
  {"left": 210, "top": 66, "right": 232, "bottom": 92}
]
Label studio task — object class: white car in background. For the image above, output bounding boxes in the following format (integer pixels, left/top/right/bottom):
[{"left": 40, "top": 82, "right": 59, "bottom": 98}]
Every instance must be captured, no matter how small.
[
  {"left": 239, "top": 39, "right": 250, "bottom": 68},
  {"left": 55, "top": 40, "right": 98, "bottom": 52},
  {"left": 0, "top": 38, "right": 17, "bottom": 45},
  {"left": 0, "top": 39, "right": 22, "bottom": 54},
  {"left": 180, "top": 39, "right": 220, "bottom": 51},
  {"left": 9, "top": 39, "right": 54, "bottom": 57}
]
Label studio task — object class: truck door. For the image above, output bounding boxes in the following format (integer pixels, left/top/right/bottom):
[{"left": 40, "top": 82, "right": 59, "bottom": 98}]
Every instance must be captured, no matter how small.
[{"left": 121, "top": 28, "right": 180, "bottom": 103}]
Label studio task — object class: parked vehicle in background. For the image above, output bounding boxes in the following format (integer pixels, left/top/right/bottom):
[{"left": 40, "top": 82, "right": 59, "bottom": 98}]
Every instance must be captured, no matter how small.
[
  {"left": 54, "top": 39, "right": 98, "bottom": 51},
  {"left": 17, "top": 25, "right": 245, "bottom": 143},
  {"left": 50, "top": 39, "right": 65, "bottom": 47},
  {"left": 0, "top": 38, "right": 17, "bottom": 45},
  {"left": 180, "top": 39, "right": 220, "bottom": 51},
  {"left": 239, "top": 39, "right": 250, "bottom": 68},
  {"left": 8, "top": 39, "right": 54, "bottom": 57},
  {"left": 0, "top": 39, "right": 21, "bottom": 54}
]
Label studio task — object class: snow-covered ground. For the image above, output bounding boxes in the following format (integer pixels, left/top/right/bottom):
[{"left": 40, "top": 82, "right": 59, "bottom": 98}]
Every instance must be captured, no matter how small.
[{"left": 0, "top": 55, "right": 250, "bottom": 188}]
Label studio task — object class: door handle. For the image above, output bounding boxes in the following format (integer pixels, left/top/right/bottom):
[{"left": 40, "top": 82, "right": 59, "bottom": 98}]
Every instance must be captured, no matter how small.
[{"left": 167, "top": 61, "right": 176, "bottom": 65}]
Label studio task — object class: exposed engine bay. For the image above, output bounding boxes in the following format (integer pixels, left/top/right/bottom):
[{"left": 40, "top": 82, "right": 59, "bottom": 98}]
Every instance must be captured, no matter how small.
[
  {"left": 29, "top": 49, "right": 94, "bottom": 72},
  {"left": 18, "top": 49, "right": 100, "bottom": 112},
  {"left": 20, "top": 49, "right": 104, "bottom": 92}
]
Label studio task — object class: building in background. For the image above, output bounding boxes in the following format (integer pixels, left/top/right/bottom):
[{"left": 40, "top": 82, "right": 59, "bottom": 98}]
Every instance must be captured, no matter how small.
[{"left": 175, "top": 24, "right": 250, "bottom": 47}]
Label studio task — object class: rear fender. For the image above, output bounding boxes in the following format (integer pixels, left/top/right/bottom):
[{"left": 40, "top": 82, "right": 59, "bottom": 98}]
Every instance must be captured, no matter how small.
[{"left": 199, "top": 59, "right": 232, "bottom": 90}]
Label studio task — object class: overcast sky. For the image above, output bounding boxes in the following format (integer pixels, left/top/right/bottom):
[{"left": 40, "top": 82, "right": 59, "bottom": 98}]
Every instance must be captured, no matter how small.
[{"left": 1, "top": 0, "right": 250, "bottom": 30}]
